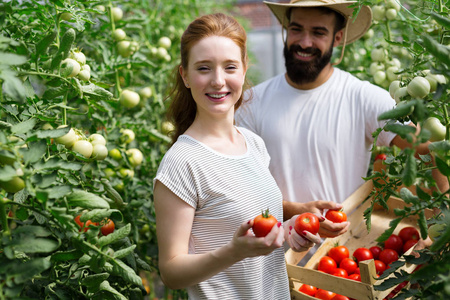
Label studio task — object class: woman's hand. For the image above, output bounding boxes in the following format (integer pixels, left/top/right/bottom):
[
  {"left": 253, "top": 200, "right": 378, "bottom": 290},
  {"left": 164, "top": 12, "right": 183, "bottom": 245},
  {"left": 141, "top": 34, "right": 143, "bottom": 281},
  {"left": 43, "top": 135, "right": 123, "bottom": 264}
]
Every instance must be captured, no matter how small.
[
  {"left": 229, "top": 219, "right": 285, "bottom": 260},
  {"left": 303, "top": 201, "right": 350, "bottom": 238},
  {"left": 283, "top": 214, "right": 322, "bottom": 252}
]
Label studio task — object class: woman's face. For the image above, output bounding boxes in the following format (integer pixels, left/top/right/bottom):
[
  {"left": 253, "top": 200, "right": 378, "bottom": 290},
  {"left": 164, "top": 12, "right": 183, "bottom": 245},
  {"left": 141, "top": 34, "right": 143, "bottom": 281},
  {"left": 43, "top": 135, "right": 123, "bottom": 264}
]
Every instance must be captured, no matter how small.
[{"left": 180, "top": 35, "right": 246, "bottom": 119}]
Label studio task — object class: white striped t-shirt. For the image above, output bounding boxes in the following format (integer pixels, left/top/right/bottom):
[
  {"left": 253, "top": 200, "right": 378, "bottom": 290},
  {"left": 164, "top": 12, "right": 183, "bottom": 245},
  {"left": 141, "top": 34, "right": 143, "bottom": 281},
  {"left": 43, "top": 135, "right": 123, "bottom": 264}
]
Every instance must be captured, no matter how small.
[{"left": 154, "top": 127, "right": 290, "bottom": 300}]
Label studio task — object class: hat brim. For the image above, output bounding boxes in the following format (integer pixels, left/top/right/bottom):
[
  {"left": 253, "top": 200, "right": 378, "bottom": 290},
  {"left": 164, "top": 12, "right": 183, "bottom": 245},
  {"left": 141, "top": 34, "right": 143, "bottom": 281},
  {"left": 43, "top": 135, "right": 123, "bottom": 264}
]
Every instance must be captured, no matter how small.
[{"left": 264, "top": 1, "right": 372, "bottom": 45}]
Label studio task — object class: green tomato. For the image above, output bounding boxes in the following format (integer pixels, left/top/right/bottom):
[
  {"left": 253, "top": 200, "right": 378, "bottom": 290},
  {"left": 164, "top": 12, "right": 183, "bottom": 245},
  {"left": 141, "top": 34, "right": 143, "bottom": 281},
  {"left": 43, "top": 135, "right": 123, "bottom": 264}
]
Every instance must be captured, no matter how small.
[
  {"left": 120, "top": 129, "right": 135, "bottom": 144},
  {"left": 126, "top": 148, "right": 143, "bottom": 167},
  {"left": 386, "top": 66, "right": 399, "bottom": 82},
  {"left": 139, "top": 87, "right": 153, "bottom": 99},
  {"left": 120, "top": 90, "right": 140, "bottom": 108},
  {"left": 72, "top": 140, "right": 93, "bottom": 158},
  {"left": 60, "top": 58, "right": 81, "bottom": 78},
  {"left": 92, "top": 144, "right": 108, "bottom": 160},
  {"left": 373, "top": 70, "right": 387, "bottom": 85},
  {"left": 89, "top": 133, "right": 106, "bottom": 146},
  {"left": 369, "top": 62, "right": 384, "bottom": 75},
  {"left": 407, "top": 76, "right": 430, "bottom": 99},
  {"left": 371, "top": 48, "right": 386, "bottom": 62},
  {"left": 109, "top": 148, "right": 122, "bottom": 160},
  {"left": 425, "top": 73, "right": 447, "bottom": 92},
  {"left": 0, "top": 150, "right": 16, "bottom": 165},
  {"left": 423, "top": 117, "right": 446, "bottom": 142},
  {"left": 111, "top": 7, "right": 123, "bottom": 22},
  {"left": 70, "top": 50, "right": 86, "bottom": 65},
  {"left": 119, "top": 168, "right": 134, "bottom": 178},
  {"left": 389, "top": 80, "right": 402, "bottom": 99},
  {"left": 428, "top": 224, "right": 446, "bottom": 242},
  {"left": 56, "top": 125, "right": 78, "bottom": 148},
  {"left": 158, "top": 36, "right": 172, "bottom": 49},
  {"left": 113, "top": 28, "right": 127, "bottom": 41},
  {"left": 117, "top": 41, "right": 133, "bottom": 58},
  {"left": 104, "top": 168, "right": 116, "bottom": 179},
  {"left": 161, "top": 121, "right": 175, "bottom": 135},
  {"left": 0, "top": 176, "right": 25, "bottom": 193},
  {"left": 156, "top": 47, "right": 169, "bottom": 59},
  {"left": 386, "top": 0, "right": 401, "bottom": 11},
  {"left": 60, "top": 12, "right": 73, "bottom": 21},
  {"left": 363, "top": 28, "right": 374, "bottom": 40},
  {"left": 394, "top": 86, "right": 409, "bottom": 103},
  {"left": 385, "top": 8, "right": 398, "bottom": 20},
  {"left": 372, "top": 5, "right": 386, "bottom": 21},
  {"left": 77, "top": 69, "right": 90, "bottom": 81}
]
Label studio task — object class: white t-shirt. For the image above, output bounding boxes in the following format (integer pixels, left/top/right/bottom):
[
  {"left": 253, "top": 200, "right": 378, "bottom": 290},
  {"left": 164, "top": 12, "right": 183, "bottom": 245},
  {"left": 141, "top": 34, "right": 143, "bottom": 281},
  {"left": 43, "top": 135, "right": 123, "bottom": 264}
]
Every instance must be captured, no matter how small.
[
  {"left": 235, "top": 68, "right": 397, "bottom": 204},
  {"left": 154, "top": 127, "right": 290, "bottom": 300}
]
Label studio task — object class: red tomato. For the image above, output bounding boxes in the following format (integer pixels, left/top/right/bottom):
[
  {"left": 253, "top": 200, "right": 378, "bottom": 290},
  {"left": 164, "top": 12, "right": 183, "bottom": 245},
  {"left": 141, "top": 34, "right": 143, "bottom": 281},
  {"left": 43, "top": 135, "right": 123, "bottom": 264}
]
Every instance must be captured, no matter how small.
[
  {"left": 375, "top": 153, "right": 387, "bottom": 161},
  {"left": 374, "top": 260, "right": 386, "bottom": 275},
  {"left": 332, "top": 295, "right": 350, "bottom": 300},
  {"left": 332, "top": 268, "right": 348, "bottom": 278},
  {"left": 348, "top": 273, "right": 361, "bottom": 281},
  {"left": 339, "top": 258, "right": 357, "bottom": 275},
  {"left": 325, "top": 209, "right": 347, "bottom": 223},
  {"left": 318, "top": 256, "right": 338, "bottom": 274},
  {"left": 253, "top": 209, "right": 278, "bottom": 237},
  {"left": 74, "top": 215, "right": 84, "bottom": 227},
  {"left": 403, "top": 239, "right": 418, "bottom": 253},
  {"left": 299, "top": 284, "right": 317, "bottom": 297},
  {"left": 353, "top": 247, "right": 373, "bottom": 262},
  {"left": 328, "top": 245, "right": 350, "bottom": 264},
  {"left": 75, "top": 215, "right": 98, "bottom": 232},
  {"left": 384, "top": 234, "right": 404, "bottom": 255},
  {"left": 354, "top": 267, "right": 360, "bottom": 274},
  {"left": 315, "top": 289, "right": 336, "bottom": 300},
  {"left": 369, "top": 246, "right": 382, "bottom": 259},
  {"left": 100, "top": 219, "right": 115, "bottom": 236},
  {"left": 398, "top": 226, "right": 420, "bottom": 242},
  {"left": 294, "top": 212, "right": 320, "bottom": 235},
  {"left": 379, "top": 249, "right": 399, "bottom": 266}
]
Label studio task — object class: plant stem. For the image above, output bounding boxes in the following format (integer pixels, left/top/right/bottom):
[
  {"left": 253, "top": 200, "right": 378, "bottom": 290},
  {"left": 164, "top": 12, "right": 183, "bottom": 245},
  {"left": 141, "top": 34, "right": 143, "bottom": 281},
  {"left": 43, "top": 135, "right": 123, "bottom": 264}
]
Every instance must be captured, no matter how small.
[{"left": 0, "top": 196, "right": 10, "bottom": 237}]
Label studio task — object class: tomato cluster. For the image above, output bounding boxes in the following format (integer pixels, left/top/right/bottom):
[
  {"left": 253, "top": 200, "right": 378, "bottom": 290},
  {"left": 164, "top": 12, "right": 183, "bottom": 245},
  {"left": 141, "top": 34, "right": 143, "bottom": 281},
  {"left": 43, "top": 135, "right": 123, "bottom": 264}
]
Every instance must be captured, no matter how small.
[
  {"left": 298, "top": 226, "right": 420, "bottom": 299},
  {"left": 75, "top": 215, "right": 115, "bottom": 236}
]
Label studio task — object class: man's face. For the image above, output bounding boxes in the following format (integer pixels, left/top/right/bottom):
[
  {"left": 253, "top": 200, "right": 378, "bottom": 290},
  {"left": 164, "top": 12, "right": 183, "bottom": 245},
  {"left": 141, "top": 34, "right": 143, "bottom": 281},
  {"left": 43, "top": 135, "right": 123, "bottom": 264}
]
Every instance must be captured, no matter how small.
[{"left": 284, "top": 7, "right": 342, "bottom": 85}]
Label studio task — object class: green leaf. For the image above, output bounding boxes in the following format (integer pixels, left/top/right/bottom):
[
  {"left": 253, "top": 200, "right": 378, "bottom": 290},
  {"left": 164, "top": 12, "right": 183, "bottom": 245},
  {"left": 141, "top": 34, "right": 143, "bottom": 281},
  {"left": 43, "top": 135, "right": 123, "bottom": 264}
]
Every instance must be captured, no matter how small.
[
  {"left": 377, "top": 218, "right": 401, "bottom": 243},
  {"left": 378, "top": 101, "right": 415, "bottom": 121},
  {"left": 11, "top": 118, "right": 37, "bottom": 134},
  {"left": 21, "top": 140, "right": 47, "bottom": 163},
  {"left": 6, "top": 257, "right": 52, "bottom": 284},
  {"left": 98, "top": 280, "right": 128, "bottom": 300},
  {"left": 113, "top": 245, "right": 136, "bottom": 259},
  {"left": 34, "top": 157, "right": 82, "bottom": 171},
  {"left": 98, "top": 223, "right": 131, "bottom": 247},
  {"left": 36, "top": 31, "right": 57, "bottom": 58},
  {"left": 384, "top": 123, "right": 416, "bottom": 139},
  {"left": 111, "top": 259, "right": 143, "bottom": 287},
  {"left": 80, "top": 209, "right": 122, "bottom": 223},
  {"left": 402, "top": 149, "right": 417, "bottom": 187},
  {"left": 431, "top": 12, "right": 450, "bottom": 29},
  {"left": 0, "top": 164, "right": 17, "bottom": 181},
  {"left": 5, "top": 237, "right": 59, "bottom": 254},
  {"left": 0, "top": 51, "right": 27, "bottom": 66},
  {"left": 81, "top": 273, "right": 110, "bottom": 288},
  {"left": 67, "top": 190, "right": 110, "bottom": 209},
  {"left": 12, "top": 225, "right": 52, "bottom": 237},
  {"left": 418, "top": 210, "right": 428, "bottom": 240},
  {"left": 399, "top": 187, "right": 419, "bottom": 204},
  {"left": 422, "top": 35, "right": 450, "bottom": 67},
  {"left": 51, "top": 249, "right": 83, "bottom": 262},
  {"left": 46, "top": 185, "right": 72, "bottom": 199},
  {"left": 435, "top": 156, "right": 450, "bottom": 176},
  {"left": 82, "top": 83, "right": 114, "bottom": 101}
]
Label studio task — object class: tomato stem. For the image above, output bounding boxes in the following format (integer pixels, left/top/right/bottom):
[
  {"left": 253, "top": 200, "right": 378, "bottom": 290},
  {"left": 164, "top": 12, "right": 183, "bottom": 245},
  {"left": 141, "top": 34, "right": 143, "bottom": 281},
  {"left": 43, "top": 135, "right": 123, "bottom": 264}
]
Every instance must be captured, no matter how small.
[{"left": 0, "top": 196, "right": 11, "bottom": 237}]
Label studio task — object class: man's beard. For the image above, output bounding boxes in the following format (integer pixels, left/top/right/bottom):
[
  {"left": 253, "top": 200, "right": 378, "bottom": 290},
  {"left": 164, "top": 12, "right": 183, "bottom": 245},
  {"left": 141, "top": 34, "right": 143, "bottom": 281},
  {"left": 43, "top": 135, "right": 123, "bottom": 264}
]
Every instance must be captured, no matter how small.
[{"left": 283, "top": 42, "right": 333, "bottom": 85}]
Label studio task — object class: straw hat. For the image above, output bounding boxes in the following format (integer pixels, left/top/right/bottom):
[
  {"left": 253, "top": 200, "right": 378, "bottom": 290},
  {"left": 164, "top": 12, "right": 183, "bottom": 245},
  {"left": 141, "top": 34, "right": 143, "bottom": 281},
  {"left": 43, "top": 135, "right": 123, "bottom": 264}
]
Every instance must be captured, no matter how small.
[{"left": 264, "top": 0, "right": 372, "bottom": 45}]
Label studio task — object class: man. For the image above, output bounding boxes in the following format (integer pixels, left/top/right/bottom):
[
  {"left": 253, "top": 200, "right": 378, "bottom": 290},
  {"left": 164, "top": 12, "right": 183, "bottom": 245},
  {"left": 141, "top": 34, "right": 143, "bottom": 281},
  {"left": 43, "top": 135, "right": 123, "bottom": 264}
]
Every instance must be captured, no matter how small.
[{"left": 235, "top": 0, "right": 446, "bottom": 238}]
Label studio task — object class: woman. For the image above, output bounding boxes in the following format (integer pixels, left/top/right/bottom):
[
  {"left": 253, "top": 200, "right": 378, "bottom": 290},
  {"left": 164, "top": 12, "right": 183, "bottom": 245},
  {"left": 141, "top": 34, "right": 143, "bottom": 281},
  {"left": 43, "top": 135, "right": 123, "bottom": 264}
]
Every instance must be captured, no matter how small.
[{"left": 153, "top": 13, "right": 338, "bottom": 299}]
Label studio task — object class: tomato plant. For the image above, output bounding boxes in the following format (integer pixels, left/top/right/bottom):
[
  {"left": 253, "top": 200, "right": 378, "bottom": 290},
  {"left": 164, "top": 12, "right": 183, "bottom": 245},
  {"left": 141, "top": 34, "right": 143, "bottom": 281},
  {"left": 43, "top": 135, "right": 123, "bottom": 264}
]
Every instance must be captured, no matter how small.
[
  {"left": 0, "top": 0, "right": 233, "bottom": 299},
  {"left": 294, "top": 212, "right": 320, "bottom": 235},
  {"left": 325, "top": 209, "right": 347, "bottom": 223},
  {"left": 252, "top": 208, "right": 278, "bottom": 237}
]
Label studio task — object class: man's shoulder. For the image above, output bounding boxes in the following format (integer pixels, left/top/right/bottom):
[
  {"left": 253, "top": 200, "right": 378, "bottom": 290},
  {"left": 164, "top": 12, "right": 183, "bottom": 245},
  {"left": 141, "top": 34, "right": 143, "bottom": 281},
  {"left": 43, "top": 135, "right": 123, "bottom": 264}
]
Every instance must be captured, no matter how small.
[{"left": 253, "top": 73, "right": 286, "bottom": 92}]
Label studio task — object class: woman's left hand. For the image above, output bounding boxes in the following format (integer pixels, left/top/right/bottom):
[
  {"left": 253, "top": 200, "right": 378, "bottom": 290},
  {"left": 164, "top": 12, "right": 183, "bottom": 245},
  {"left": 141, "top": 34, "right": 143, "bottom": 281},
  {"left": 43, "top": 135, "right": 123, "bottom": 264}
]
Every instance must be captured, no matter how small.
[{"left": 284, "top": 214, "right": 323, "bottom": 252}]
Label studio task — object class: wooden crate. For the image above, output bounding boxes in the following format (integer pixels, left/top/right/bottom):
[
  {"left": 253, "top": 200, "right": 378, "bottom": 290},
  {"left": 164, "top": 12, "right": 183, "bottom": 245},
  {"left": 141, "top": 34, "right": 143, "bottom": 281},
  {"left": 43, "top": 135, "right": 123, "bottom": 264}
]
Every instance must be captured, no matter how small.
[{"left": 285, "top": 180, "right": 434, "bottom": 300}]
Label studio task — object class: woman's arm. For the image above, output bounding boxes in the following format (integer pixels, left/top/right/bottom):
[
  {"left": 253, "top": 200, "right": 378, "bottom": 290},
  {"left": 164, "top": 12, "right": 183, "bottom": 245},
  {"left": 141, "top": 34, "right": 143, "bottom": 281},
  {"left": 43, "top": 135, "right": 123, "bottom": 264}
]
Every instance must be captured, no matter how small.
[{"left": 154, "top": 181, "right": 285, "bottom": 290}]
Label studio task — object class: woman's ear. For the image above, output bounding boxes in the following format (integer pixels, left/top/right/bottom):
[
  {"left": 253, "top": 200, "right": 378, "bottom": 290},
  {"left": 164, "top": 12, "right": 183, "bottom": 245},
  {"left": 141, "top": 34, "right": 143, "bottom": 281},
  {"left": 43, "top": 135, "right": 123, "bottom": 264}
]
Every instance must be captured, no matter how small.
[{"left": 179, "top": 65, "right": 189, "bottom": 88}]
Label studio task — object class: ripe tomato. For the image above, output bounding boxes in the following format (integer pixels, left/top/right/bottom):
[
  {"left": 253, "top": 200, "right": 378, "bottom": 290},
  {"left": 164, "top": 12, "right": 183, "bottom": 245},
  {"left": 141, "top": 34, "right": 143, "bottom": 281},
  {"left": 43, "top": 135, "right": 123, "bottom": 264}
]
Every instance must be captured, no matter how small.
[
  {"left": 328, "top": 245, "right": 349, "bottom": 264},
  {"left": 348, "top": 273, "right": 361, "bottom": 281},
  {"left": 325, "top": 210, "right": 347, "bottom": 223},
  {"left": 403, "top": 239, "right": 418, "bottom": 253},
  {"left": 252, "top": 209, "right": 278, "bottom": 237},
  {"left": 74, "top": 215, "right": 84, "bottom": 227},
  {"left": 379, "top": 249, "right": 399, "bottom": 266},
  {"left": 332, "top": 295, "right": 350, "bottom": 300},
  {"left": 369, "top": 246, "right": 382, "bottom": 259},
  {"left": 294, "top": 212, "right": 320, "bottom": 235},
  {"left": 318, "top": 256, "right": 337, "bottom": 274},
  {"left": 384, "top": 234, "right": 404, "bottom": 255},
  {"left": 353, "top": 247, "right": 373, "bottom": 262},
  {"left": 315, "top": 289, "right": 336, "bottom": 300},
  {"left": 101, "top": 219, "right": 115, "bottom": 236},
  {"left": 374, "top": 260, "right": 386, "bottom": 275},
  {"left": 332, "top": 268, "right": 348, "bottom": 278},
  {"left": 339, "top": 258, "right": 357, "bottom": 275},
  {"left": 375, "top": 153, "right": 387, "bottom": 161},
  {"left": 299, "top": 284, "right": 317, "bottom": 297},
  {"left": 398, "top": 226, "right": 420, "bottom": 242},
  {"left": 74, "top": 215, "right": 98, "bottom": 232}
]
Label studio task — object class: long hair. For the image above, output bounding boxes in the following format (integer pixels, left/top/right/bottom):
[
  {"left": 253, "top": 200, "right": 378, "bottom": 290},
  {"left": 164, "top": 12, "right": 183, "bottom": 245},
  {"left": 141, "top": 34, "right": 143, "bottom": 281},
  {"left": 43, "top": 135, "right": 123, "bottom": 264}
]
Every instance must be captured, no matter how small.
[{"left": 166, "top": 13, "right": 250, "bottom": 144}]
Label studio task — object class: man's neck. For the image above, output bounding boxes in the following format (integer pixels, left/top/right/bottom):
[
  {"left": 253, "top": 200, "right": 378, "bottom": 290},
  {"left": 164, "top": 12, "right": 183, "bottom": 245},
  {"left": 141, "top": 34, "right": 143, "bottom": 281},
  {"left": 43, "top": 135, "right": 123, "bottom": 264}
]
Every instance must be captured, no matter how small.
[{"left": 285, "top": 64, "right": 335, "bottom": 90}]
